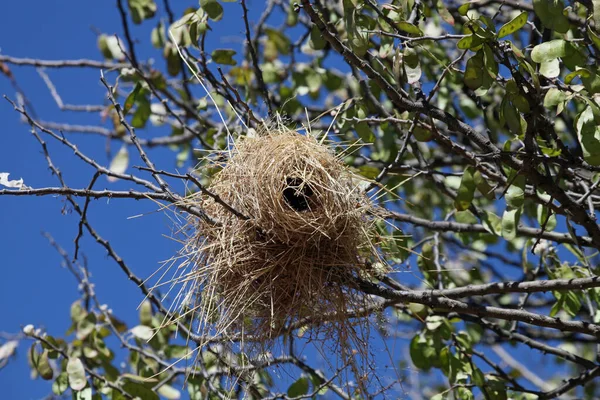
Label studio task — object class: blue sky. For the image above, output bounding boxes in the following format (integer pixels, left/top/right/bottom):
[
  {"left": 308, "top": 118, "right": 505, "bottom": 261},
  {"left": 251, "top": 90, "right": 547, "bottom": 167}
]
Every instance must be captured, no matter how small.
[{"left": 0, "top": 1, "right": 266, "bottom": 398}]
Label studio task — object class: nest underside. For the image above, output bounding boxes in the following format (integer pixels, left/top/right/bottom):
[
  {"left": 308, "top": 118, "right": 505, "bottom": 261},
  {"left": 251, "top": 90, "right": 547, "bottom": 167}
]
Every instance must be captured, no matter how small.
[{"left": 180, "top": 129, "right": 384, "bottom": 340}]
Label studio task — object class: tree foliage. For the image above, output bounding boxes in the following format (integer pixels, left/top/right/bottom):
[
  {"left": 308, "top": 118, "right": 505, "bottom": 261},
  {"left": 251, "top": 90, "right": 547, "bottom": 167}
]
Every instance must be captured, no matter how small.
[{"left": 3, "top": 0, "right": 600, "bottom": 398}]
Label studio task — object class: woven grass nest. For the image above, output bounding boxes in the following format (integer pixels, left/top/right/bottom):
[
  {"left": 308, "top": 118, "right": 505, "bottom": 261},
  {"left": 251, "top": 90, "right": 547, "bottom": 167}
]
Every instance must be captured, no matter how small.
[{"left": 175, "top": 125, "right": 388, "bottom": 343}]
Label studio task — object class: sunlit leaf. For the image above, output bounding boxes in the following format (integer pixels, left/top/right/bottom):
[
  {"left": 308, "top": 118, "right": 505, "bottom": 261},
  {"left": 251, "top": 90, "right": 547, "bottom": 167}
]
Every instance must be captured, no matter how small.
[
  {"left": 506, "top": 174, "right": 525, "bottom": 208},
  {"left": 593, "top": 0, "right": 600, "bottom": 29},
  {"left": 403, "top": 47, "right": 421, "bottom": 84},
  {"left": 531, "top": 40, "right": 567, "bottom": 63},
  {"left": 131, "top": 325, "right": 154, "bottom": 341},
  {"left": 575, "top": 106, "right": 600, "bottom": 165},
  {"left": 67, "top": 357, "right": 87, "bottom": 391},
  {"left": 497, "top": 11, "right": 528, "bottom": 39},
  {"left": 458, "top": 3, "right": 470, "bottom": 16},
  {"left": 158, "top": 384, "right": 181, "bottom": 400},
  {"left": 540, "top": 58, "right": 560, "bottom": 78},
  {"left": 108, "top": 146, "right": 129, "bottom": 182},
  {"left": 397, "top": 21, "right": 423, "bottom": 36},
  {"left": 502, "top": 207, "right": 521, "bottom": 240}
]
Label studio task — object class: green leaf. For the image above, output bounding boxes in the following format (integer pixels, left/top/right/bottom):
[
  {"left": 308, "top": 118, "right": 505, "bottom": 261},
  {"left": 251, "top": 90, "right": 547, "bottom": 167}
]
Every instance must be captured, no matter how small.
[
  {"left": 497, "top": 11, "right": 528, "bottom": 39},
  {"left": 437, "top": 0, "right": 455, "bottom": 25},
  {"left": 52, "top": 372, "right": 69, "bottom": 395},
  {"left": 199, "top": 0, "right": 223, "bottom": 21},
  {"left": 413, "top": 126, "right": 433, "bottom": 142},
  {"left": 503, "top": 101, "right": 526, "bottom": 135},
  {"left": 531, "top": 40, "right": 567, "bottom": 63},
  {"left": 457, "top": 35, "right": 483, "bottom": 50},
  {"left": 397, "top": 21, "right": 423, "bottom": 36},
  {"left": 457, "top": 387, "right": 475, "bottom": 400},
  {"left": 309, "top": 373, "right": 328, "bottom": 395},
  {"left": 131, "top": 325, "right": 154, "bottom": 341},
  {"left": 481, "top": 211, "right": 502, "bottom": 235},
  {"left": 97, "top": 35, "right": 126, "bottom": 61},
  {"left": 139, "top": 300, "right": 153, "bottom": 325},
  {"left": 265, "top": 28, "right": 290, "bottom": 55},
  {"left": 287, "top": 377, "right": 309, "bottom": 397},
  {"left": 305, "top": 70, "right": 322, "bottom": 94},
  {"left": 188, "top": 377, "right": 204, "bottom": 400},
  {"left": 123, "top": 82, "right": 142, "bottom": 115},
  {"left": 123, "top": 381, "right": 160, "bottom": 400},
  {"left": 593, "top": 0, "right": 600, "bottom": 29},
  {"left": 544, "top": 88, "right": 567, "bottom": 109},
  {"left": 76, "top": 312, "right": 97, "bottom": 340},
  {"left": 410, "top": 335, "right": 432, "bottom": 370},
  {"left": 512, "top": 94, "right": 530, "bottom": 113},
  {"left": 128, "top": 0, "right": 157, "bottom": 24},
  {"left": 502, "top": 207, "right": 521, "bottom": 240},
  {"left": 455, "top": 167, "right": 476, "bottom": 211},
  {"left": 472, "top": 367, "right": 486, "bottom": 387},
  {"left": 464, "top": 52, "right": 484, "bottom": 90},
  {"left": 506, "top": 174, "right": 525, "bottom": 208},
  {"left": 0, "top": 340, "right": 18, "bottom": 364},
  {"left": 131, "top": 95, "right": 151, "bottom": 128},
  {"left": 211, "top": 49, "right": 237, "bottom": 65},
  {"left": 151, "top": 21, "right": 166, "bottom": 48},
  {"left": 540, "top": 58, "right": 560, "bottom": 78},
  {"left": 537, "top": 204, "right": 557, "bottom": 231},
  {"left": 74, "top": 387, "right": 92, "bottom": 400},
  {"left": 582, "top": 68, "right": 600, "bottom": 94},
  {"left": 587, "top": 25, "right": 600, "bottom": 52},
  {"left": 67, "top": 357, "right": 87, "bottom": 391},
  {"left": 71, "top": 300, "right": 86, "bottom": 323},
  {"left": 30, "top": 345, "right": 53, "bottom": 380},
  {"left": 576, "top": 106, "right": 600, "bottom": 165},
  {"left": 550, "top": 293, "right": 565, "bottom": 317},
  {"left": 564, "top": 291, "right": 582, "bottom": 317},
  {"left": 108, "top": 146, "right": 129, "bottom": 182},
  {"left": 403, "top": 47, "right": 421, "bottom": 84},
  {"left": 356, "top": 122, "right": 375, "bottom": 142},
  {"left": 563, "top": 42, "right": 587, "bottom": 71},
  {"left": 158, "top": 384, "right": 181, "bottom": 400},
  {"left": 458, "top": 3, "right": 470, "bottom": 16},
  {"left": 455, "top": 210, "right": 477, "bottom": 224},
  {"left": 533, "top": 0, "right": 569, "bottom": 33},
  {"left": 309, "top": 25, "right": 327, "bottom": 50}
]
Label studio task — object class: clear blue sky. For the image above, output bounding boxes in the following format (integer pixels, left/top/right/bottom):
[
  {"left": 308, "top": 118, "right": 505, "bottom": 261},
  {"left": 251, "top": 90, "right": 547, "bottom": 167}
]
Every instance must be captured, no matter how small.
[{"left": 0, "top": 1, "right": 266, "bottom": 398}]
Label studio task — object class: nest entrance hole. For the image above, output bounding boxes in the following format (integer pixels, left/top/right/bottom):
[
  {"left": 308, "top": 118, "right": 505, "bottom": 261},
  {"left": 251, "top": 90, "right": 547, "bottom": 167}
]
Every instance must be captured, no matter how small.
[{"left": 283, "top": 177, "right": 314, "bottom": 212}]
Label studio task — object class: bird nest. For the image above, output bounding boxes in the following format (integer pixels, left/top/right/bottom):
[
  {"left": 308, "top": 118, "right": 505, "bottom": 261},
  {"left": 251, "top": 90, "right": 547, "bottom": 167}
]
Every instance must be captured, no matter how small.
[{"left": 170, "top": 125, "right": 388, "bottom": 344}]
